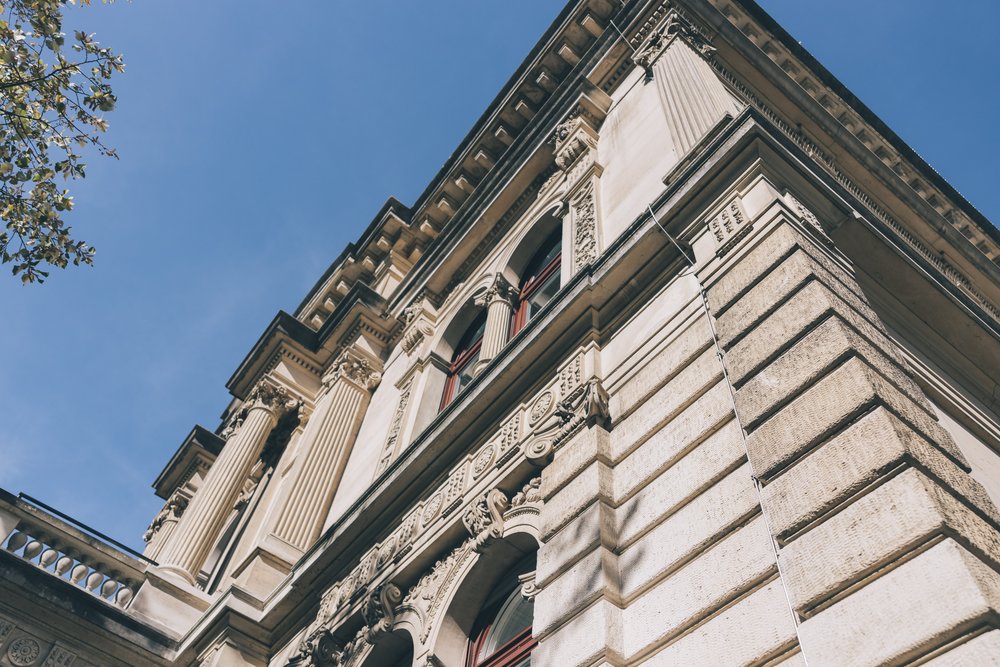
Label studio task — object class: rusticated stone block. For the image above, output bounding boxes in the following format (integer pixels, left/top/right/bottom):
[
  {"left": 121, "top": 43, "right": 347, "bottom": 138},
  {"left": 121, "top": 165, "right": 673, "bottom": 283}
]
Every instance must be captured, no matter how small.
[
  {"left": 534, "top": 548, "right": 612, "bottom": 637},
  {"left": 736, "top": 315, "right": 928, "bottom": 429},
  {"left": 715, "top": 248, "right": 881, "bottom": 349},
  {"left": 609, "top": 316, "right": 713, "bottom": 420},
  {"left": 782, "top": 468, "right": 1000, "bottom": 615},
  {"left": 922, "top": 629, "right": 1000, "bottom": 666},
  {"left": 725, "top": 279, "right": 893, "bottom": 385},
  {"left": 532, "top": 598, "right": 621, "bottom": 665},
  {"left": 641, "top": 580, "right": 797, "bottom": 666},
  {"left": 710, "top": 222, "right": 859, "bottom": 315},
  {"left": 746, "top": 357, "right": 962, "bottom": 481},
  {"left": 763, "top": 407, "right": 997, "bottom": 541},
  {"left": 797, "top": 539, "right": 1000, "bottom": 666},
  {"left": 540, "top": 460, "right": 612, "bottom": 539},
  {"left": 610, "top": 348, "right": 721, "bottom": 462},
  {"left": 541, "top": 426, "right": 610, "bottom": 501},
  {"left": 536, "top": 500, "right": 605, "bottom": 588},
  {"left": 620, "top": 518, "right": 776, "bottom": 659},
  {"left": 617, "top": 464, "right": 758, "bottom": 598},
  {"left": 612, "top": 381, "right": 734, "bottom": 502},
  {"left": 615, "top": 416, "right": 743, "bottom": 547}
]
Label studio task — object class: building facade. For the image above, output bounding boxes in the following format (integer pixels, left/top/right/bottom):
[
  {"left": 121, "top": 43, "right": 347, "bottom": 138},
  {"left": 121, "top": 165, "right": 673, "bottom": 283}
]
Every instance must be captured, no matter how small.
[{"left": 3, "top": 1, "right": 1000, "bottom": 665}]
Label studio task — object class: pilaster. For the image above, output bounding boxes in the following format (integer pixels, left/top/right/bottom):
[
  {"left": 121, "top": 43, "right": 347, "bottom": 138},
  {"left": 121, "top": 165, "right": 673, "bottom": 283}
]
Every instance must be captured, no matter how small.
[{"left": 697, "top": 182, "right": 1000, "bottom": 666}]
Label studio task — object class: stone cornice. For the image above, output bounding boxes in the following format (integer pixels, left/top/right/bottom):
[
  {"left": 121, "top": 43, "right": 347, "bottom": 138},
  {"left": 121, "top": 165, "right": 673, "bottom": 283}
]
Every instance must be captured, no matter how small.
[{"left": 152, "top": 425, "right": 225, "bottom": 501}]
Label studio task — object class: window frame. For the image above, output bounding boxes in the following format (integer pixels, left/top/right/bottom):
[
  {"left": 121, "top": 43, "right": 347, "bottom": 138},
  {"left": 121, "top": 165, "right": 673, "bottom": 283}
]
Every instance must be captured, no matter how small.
[
  {"left": 440, "top": 311, "right": 487, "bottom": 410},
  {"left": 511, "top": 231, "right": 562, "bottom": 337},
  {"left": 465, "top": 584, "right": 536, "bottom": 667}
]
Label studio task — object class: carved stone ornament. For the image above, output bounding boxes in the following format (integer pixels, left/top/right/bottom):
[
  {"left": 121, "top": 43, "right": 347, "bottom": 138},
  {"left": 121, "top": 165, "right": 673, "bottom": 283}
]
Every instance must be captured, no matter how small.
[
  {"left": 323, "top": 349, "right": 382, "bottom": 391},
  {"left": 400, "top": 302, "right": 435, "bottom": 354},
  {"left": 222, "top": 381, "right": 297, "bottom": 438},
  {"left": 376, "top": 380, "right": 412, "bottom": 475},
  {"left": 474, "top": 273, "right": 516, "bottom": 308},
  {"left": 363, "top": 582, "right": 403, "bottom": 643},
  {"left": 634, "top": 9, "right": 716, "bottom": 81},
  {"left": 707, "top": 196, "right": 751, "bottom": 257},
  {"left": 510, "top": 477, "right": 542, "bottom": 507},
  {"left": 462, "top": 488, "right": 509, "bottom": 552},
  {"left": 402, "top": 540, "right": 475, "bottom": 642},
  {"left": 529, "top": 392, "right": 554, "bottom": 426},
  {"left": 7, "top": 638, "right": 41, "bottom": 667},
  {"left": 526, "top": 379, "right": 609, "bottom": 466},
  {"left": 518, "top": 570, "right": 539, "bottom": 601},
  {"left": 44, "top": 646, "right": 78, "bottom": 667},
  {"left": 571, "top": 183, "right": 598, "bottom": 270},
  {"left": 143, "top": 492, "right": 188, "bottom": 542},
  {"left": 286, "top": 629, "right": 348, "bottom": 667}
]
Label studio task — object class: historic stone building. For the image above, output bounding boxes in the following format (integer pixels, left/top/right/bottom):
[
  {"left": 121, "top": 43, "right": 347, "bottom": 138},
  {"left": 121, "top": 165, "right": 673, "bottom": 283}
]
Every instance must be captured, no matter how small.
[{"left": 2, "top": 0, "right": 1000, "bottom": 665}]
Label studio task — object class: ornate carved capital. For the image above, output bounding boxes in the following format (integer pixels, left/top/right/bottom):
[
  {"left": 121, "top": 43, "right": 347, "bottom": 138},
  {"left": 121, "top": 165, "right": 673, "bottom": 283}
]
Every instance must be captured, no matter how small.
[
  {"left": 143, "top": 492, "right": 188, "bottom": 543},
  {"left": 323, "top": 349, "right": 382, "bottom": 391},
  {"left": 400, "top": 302, "right": 436, "bottom": 355},
  {"left": 222, "top": 381, "right": 298, "bottom": 438},
  {"left": 518, "top": 570, "right": 539, "bottom": 601},
  {"left": 362, "top": 582, "right": 403, "bottom": 643},
  {"left": 634, "top": 9, "right": 716, "bottom": 80},
  {"left": 474, "top": 274, "right": 516, "bottom": 309},
  {"left": 462, "top": 488, "right": 509, "bottom": 552}
]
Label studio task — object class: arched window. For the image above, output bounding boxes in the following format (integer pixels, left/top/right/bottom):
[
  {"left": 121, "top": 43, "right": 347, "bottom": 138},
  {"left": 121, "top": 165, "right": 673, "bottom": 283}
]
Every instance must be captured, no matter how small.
[
  {"left": 440, "top": 311, "right": 487, "bottom": 409},
  {"left": 466, "top": 579, "right": 536, "bottom": 667},
  {"left": 511, "top": 230, "right": 561, "bottom": 336}
]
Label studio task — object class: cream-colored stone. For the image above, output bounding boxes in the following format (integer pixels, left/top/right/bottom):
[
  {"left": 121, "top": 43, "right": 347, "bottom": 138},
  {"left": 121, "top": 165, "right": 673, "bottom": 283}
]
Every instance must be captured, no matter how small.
[
  {"left": 534, "top": 548, "right": 613, "bottom": 636},
  {"left": 532, "top": 599, "right": 622, "bottom": 666},
  {"left": 715, "top": 248, "right": 880, "bottom": 348},
  {"left": 536, "top": 501, "right": 605, "bottom": 587},
  {"left": 724, "top": 279, "right": 892, "bottom": 385},
  {"left": 612, "top": 382, "right": 736, "bottom": 504},
  {"left": 798, "top": 539, "right": 1000, "bottom": 666},
  {"left": 763, "top": 407, "right": 998, "bottom": 540},
  {"left": 922, "top": 630, "right": 1000, "bottom": 667},
  {"left": 746, "top": 357, "right": 961, "bottom": 480},
  {"left": 620, "top": 518, "right": 775, "bottom": 659},
  {"left": 736, "top": 315, "right": 928, "bottom": 429},
  {"left": 615, "top": 416, "right": 743, "bottom": 547},
  {"left": 609, "top": 347, "right": 722, "bottom": 462},
  {"left": 609, "top": 316, "right": 712, "bottom": 420},
  {"left": 540, "top": 461, "right": 612, "bottom": 539},
  {"left": 640, "top": 580, "right": 797, "bottom": 666},
  {"left": 618, "top": 464, "right": 758, "bottom": 598},
  {"left": 782, "top": 468, "right": 1000, "bottom": 614}
]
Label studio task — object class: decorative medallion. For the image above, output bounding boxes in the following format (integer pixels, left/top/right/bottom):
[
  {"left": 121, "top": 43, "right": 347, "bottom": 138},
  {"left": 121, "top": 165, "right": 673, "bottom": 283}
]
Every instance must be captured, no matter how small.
[
  {"left": 421, "top": 494, "right": 443, "bottom": 526},
  {"left": 529, "top": 392, "right": 553, "bottom": 426},
  {"left": 7, "top": 638, "right": 41, "bottom": 666},
  {"left": 471, "top": 444, "right": 495, "bottom": 478}
]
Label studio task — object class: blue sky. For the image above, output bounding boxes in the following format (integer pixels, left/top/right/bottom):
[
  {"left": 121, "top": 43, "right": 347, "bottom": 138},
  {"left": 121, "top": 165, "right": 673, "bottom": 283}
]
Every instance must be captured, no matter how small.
[{"left": 1, "top": 1, "right": 996, "bottom": 552}]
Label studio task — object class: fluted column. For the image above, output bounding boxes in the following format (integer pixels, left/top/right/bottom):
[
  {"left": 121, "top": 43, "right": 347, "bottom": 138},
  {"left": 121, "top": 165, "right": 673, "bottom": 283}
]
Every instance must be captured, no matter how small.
[
  {"left": 476, "top": 274, "right": 516, "bottom": 372},
  {"left": 272, "top": 349, "right": 381, "bottom": 551},
  {"left": 142, "top": 492, "right": 187, "bottom": 561},
  {"left": 158, "top": 382, "right": 294, "bottom": 584}
]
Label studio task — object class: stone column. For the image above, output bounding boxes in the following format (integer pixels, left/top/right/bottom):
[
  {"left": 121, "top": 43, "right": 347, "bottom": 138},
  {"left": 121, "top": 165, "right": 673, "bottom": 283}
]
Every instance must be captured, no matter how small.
[
  {"left": 475, "top": 274, "right": 516, "bottom": 372},
  {"left": 272, "top": 349, "right": 381, "bottom": 551},
  {"left": 158, "top": 382, "right": 293, "bottom": 584},
  {"left": 142, "top": 491, "right": 188, "bottom": 561}
]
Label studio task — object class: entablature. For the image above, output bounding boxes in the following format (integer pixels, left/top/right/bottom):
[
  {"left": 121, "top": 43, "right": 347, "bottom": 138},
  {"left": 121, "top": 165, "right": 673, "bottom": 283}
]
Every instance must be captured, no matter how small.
[{"left": 152, "top": 425, "right": 225, "bottom": 501}]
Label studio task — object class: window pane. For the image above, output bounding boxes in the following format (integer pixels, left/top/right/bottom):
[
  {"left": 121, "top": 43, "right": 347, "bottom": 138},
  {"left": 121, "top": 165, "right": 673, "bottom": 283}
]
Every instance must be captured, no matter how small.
[
  {"left": 455, "top": 350, "right": 480, "bottom": 394},
  {"left": 527, "top": 271, "right": 559, "bottom": 320},
  {"left": 478, "top": 587, "right": 533, "bottom": 660}
]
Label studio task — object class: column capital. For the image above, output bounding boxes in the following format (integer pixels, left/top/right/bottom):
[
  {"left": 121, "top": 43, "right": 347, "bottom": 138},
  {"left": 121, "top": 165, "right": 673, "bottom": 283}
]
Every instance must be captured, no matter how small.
[
  {"left": 475, "top": 273, "right": 517, "bottom": 308},
  {"left": 322, "top": 347, "right": 382, "bottom": 391},
  {"left": 222, "top": 381, "right": 297, "bottom": 439}
]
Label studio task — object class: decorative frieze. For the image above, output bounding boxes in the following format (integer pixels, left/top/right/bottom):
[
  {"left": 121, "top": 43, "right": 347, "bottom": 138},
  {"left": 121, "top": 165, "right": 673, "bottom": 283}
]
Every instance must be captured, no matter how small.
[
  {"left": 294, "top": 350, "right": 593, "bottom": 646},
  {"left": 706, "top": 196, "right": 752, "bottom": 256},
  {"left": 570, "top": 183, "right": 598, "bottom": 271},
  {"left": 7, "top": 638, "right": 41, "bottom": 667},
  {"left": 375, "top": 380, "right": 412, "bottom": 476}
]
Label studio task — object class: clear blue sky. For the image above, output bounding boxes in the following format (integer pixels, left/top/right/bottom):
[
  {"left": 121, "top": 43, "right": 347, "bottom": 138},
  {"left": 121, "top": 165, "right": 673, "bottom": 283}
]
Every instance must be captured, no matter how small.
[{"left": 1, "top": 1, "right": 996, "bottom": 551}]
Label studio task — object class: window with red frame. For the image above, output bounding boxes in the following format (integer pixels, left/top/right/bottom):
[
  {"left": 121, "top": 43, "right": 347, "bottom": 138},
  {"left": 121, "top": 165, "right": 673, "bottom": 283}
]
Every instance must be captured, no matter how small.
[
  {"left": 466, "top": 579, "right": 536, "bottom": 667},
  {"left": 511, "top": 230, "right": 561, "bottom": 337},
  {"left": 440, "top": 311, "right": 487, "bottom": 409}
]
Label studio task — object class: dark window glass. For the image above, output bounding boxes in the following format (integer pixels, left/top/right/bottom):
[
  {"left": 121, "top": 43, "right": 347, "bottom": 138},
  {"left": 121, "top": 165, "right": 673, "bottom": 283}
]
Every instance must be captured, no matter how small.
[
  {"left": 466, "top": 578, "right": 536, "bottom": 667},
  {"left": 440, "top": 312, "right": 486, "bottom": 409},
  {"left": 512, "top": 231, "right": 561, "bottom": 336}
]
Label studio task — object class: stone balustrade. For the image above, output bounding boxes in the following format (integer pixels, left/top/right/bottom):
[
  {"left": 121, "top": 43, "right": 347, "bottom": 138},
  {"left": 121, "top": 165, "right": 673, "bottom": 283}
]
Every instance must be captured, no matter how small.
[{"left": 0, "top": 490, "right": 148, "bottom": 609}]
